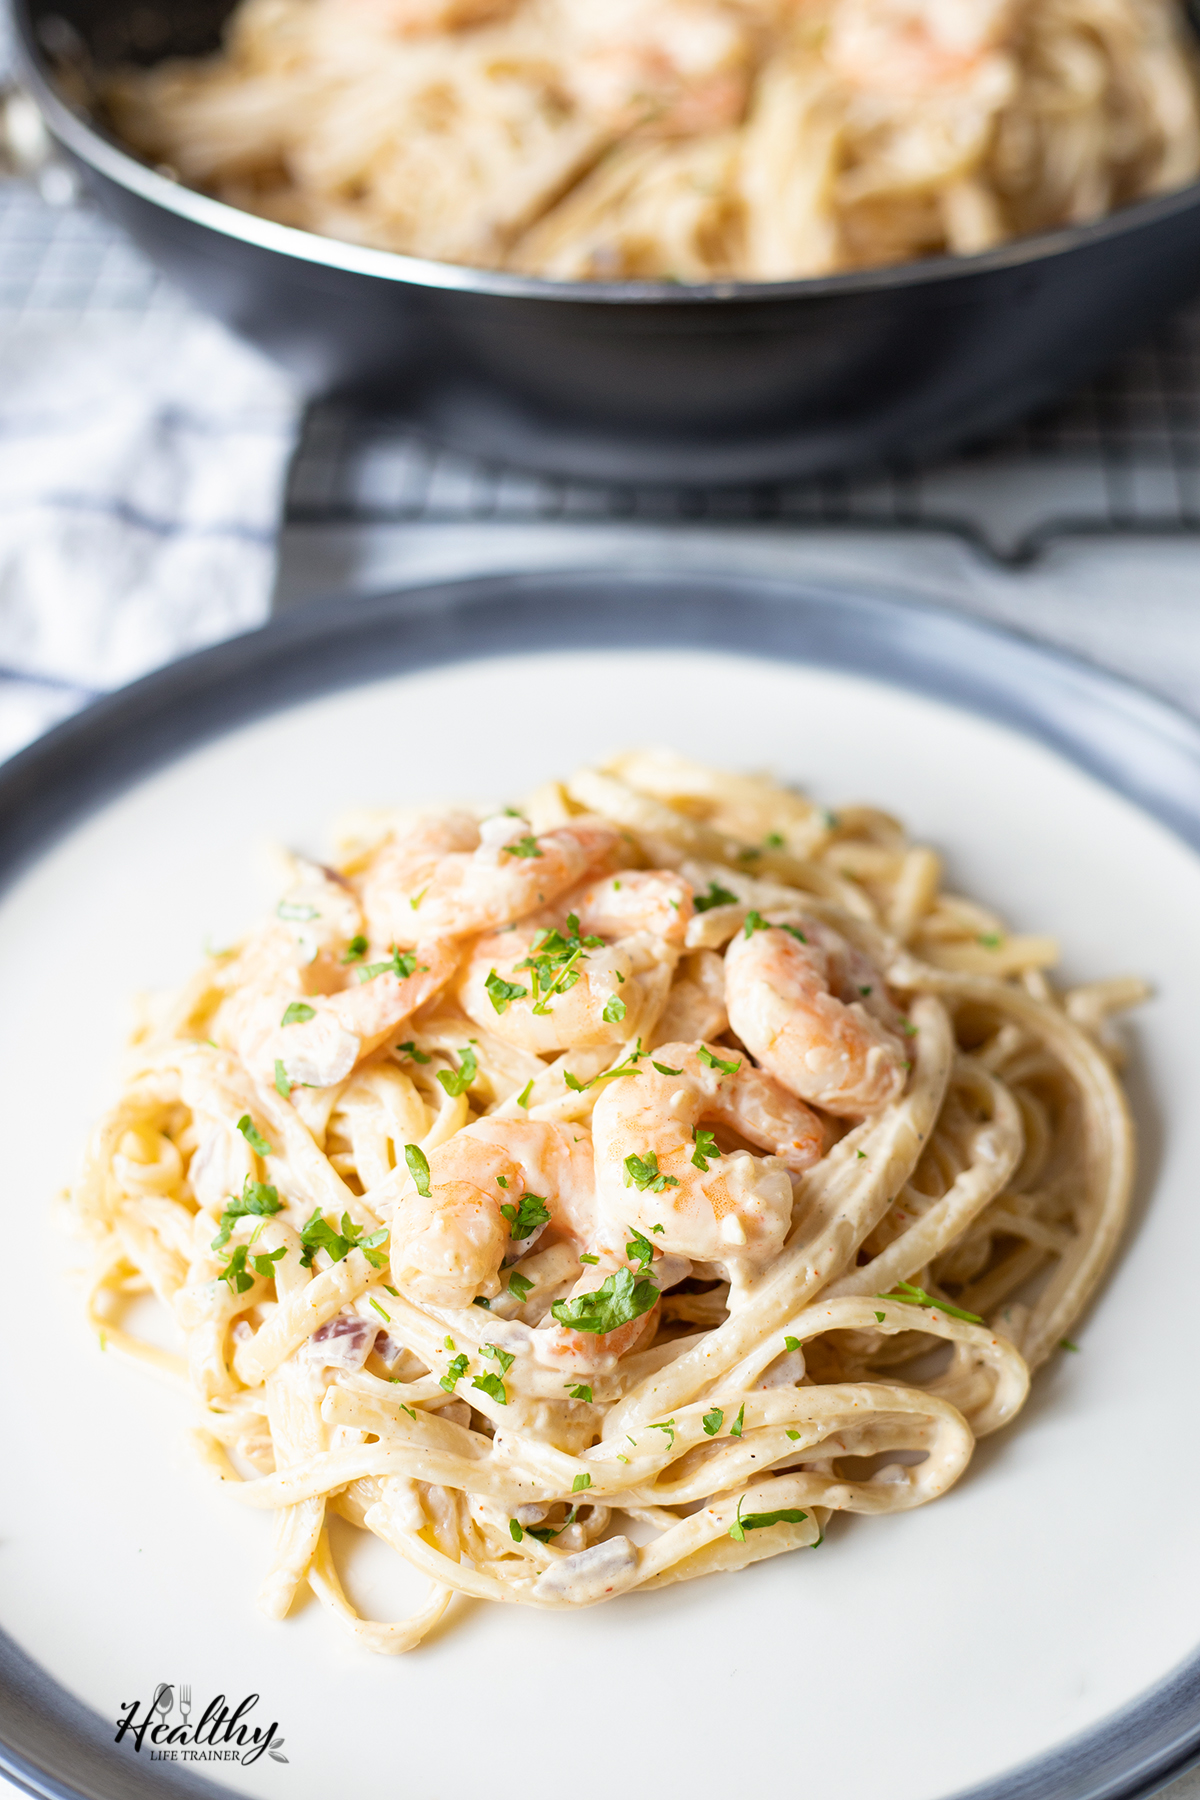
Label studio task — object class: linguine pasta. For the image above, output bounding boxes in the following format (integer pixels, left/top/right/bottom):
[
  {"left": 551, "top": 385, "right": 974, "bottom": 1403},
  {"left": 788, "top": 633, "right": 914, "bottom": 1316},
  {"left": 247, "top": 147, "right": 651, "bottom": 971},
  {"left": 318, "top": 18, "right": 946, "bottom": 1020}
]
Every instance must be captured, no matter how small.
[
  {"left": 104, "top": 0, "right": 1200, "bottom": 281},
  {"left": 74, "top": 750, "right": 1140, "bottom": 1651}
]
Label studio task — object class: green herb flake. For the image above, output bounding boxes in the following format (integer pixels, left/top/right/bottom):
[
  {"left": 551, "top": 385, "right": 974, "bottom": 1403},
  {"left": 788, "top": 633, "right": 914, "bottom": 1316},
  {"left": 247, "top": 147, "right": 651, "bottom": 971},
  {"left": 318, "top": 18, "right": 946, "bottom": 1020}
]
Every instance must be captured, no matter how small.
[
  {"left": 652, "top": 1061, "right": 683, "bottom": 1076},
  {"left": 730, "top": 1499, "right": 809, "bottom": 1541},
  {"left": 342, "top": 935, "right": 368, "bottom": 963},
  {"left": 509, "top": 1519, "right": 524, "bottom": 1542},
  {"left": 507, "top": 1271, "right": 534, "bottom": 1303},
  {"left": 730, "top": 1403, "right": 746, "bottom": 1438},
  {"left": 859, "top": 984, "right": 872, "bottom": 996},
  {"left": 623, "top": 1151, "right": 680, "bottom": 1194},
  {"left": 397, "top": 1040, "right": 431, "bottom": 1064},
  {"left": 783, "top": 1336, "right": 801, "bottom": 1352},
  {"left": 572, "top": 1473, "right": 592, "bottom": 1493},
  {"left": 277, "top": 901, "right": 319, "bottom": 922},
  {"left": 856, "top": 1150, "right": 867, "bottom": 1160},
  {"left": 370, "top": 1298, "right": 391, "bottom": 1322},
  {"left": 551, "top": 1266, "right": 658, "bottom": 1335},
  {"left": 482, "top": 1343, "right": 515, "bottom": 1374},
  {"left": 500, "top": 1193, "right": 552, "bottom": 1241},
  {"left": 978, "top": 932, "right": 1004, "bottom": 949},
  {"left": 786, "top": 1430, "right": 801, "bottom": 1441},
  {"left": 471, "top": 1372, "right": 507, "bottom": 1404},
  {"left": 437, "top": 1046, "right": 479, "bottom": 1097},
  {"left": 211, "top": 1177, "right": 283, "bottom": 1250},
  {"left": 900, "top": 1019, "right": 918, "bottom": 1037},
  {"left": 274, "top": 1060, "right": 293, "bottom": 1099},
  {"left": 280, "top": 1001, "right": 316, "bottom": 1026},
  {"left": 743, "top": 909, "right": 769, "bottom": 938},
  {"left": 485, "top": 969, "right": 529, "bottom": 1015},
  {"left": 624, "top": 1228, "right": 657, "bottom": 1272},
  {"left": 473, "top": 1296, "right": 492, "bottom": 1309},
  {"left": 440, "top": 1352, "right": 469, "bottom": 1393},
  {"left": 236, "top": 1114, "right": 272, "bottom": 1158},
  {"left": 691, "top": 1126, "right": 720, "bottom": 1172},
  {"left": 503, "top": 835, "right": 543, "bottom": 859},
  {"left": 875, "top": 1279, "right": 983, "bottom": 1325},
  {"left": 649, "top": 1419, "right": 676, "bottom": 1450},
  {"left": 1059, "top": 1336, "right": 1080, "bottom": 1352},
  {"left": 764, "top": 832, "right": 785, "bottom": 849},
  {"left": 874, "top": 1311, "right": 885, "bottom": 1323},
  {"left": 697, "top": 1045, "right": 741, "bottom": 1076},
  {"left": 399, "top": 1403, "right": 416, "bottom": 1419},
  {"left": 298, "top": 1209, "right": 389, "bottom": 1271},
  {"left": 579, "top": 1252, "right": 599, "bottom": 1265},
  {"left": 566, "top": 1383, "right": 593, "bottom": 1402},
  {"left": 781, "top": 924, "right": 808, "bottom": 943},
  {"left": 693, "top": 881, "right": 739, "bottom": 913},
  {"left": 601, "top": 993, "right": 626, "bottom": 1024},
  {"left": 516, "top": 1078, "right": 535, "bottom": 1109},
  {"left": 702, "top": 1406, "right": 723, "bottom": 1437},
  {"left": 405, "top": 1143, "right": 431, "bottom": 1198},
  {"left": 360, "top": 948, "right": 418, "bottom": 983}
]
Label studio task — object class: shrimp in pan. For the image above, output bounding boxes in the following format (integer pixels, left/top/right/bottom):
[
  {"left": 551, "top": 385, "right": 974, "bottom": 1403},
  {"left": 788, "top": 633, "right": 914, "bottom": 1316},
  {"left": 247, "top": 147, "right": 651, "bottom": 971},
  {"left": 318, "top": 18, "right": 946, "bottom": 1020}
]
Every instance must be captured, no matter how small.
[
  {"left": 358, "top": 812, "right": 621, "bottom": 946},
  {"left": 590, "top": 1039, "right": 825, "bottom": 1277},
  {"left": 724, "top": 913, "right": 908, "bottom": 1117},
  {"left": 458, "top": 869, "right": 692, "bottom": 1051}
]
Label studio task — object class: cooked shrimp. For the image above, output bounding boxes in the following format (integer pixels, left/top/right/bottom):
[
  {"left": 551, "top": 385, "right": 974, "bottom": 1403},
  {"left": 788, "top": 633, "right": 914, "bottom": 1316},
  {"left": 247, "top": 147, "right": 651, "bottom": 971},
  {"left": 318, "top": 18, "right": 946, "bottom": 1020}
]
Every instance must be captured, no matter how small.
[
  {"left": 457, "top": 869, "right": 691, "bottom": 1051},
  {"left": 230, "top": 856, "right": 364, "bottom": 995},
  {"left": 231, "top": 940, "right": 461, "bottom": 1091},
  {"left": 591, "top": 1039, "right": 825, "bottom": 1274},
  {"left": 828, "top": 0, "right": 1015, "bottom": 93},
  {"left": 562, "top": 0, "right": 752, "bottom": 134},
  {"left": 388, "top": 1117, "right": 597, "bottom": 1307},
  {"left": 358, "top": 812, "right": 621, "bottom": 946},
  {"left": 724, "top": 914, "right": 908, "bottom": 1117}
]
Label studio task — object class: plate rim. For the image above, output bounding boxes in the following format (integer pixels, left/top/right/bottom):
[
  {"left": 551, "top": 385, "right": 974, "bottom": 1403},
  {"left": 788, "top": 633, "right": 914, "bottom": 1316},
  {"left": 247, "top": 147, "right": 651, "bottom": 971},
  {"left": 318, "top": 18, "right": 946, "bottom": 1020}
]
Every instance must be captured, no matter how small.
[{"left": 3, "top": 565, "right": 1200, "bottom": 1800}]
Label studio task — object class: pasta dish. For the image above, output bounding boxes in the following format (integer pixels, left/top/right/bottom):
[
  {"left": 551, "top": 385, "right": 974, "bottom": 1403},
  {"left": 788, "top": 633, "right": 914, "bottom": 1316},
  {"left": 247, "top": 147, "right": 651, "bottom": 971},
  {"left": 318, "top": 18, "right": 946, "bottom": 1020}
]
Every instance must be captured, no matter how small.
[
  {"left": 75, "top": 750, "right": 1141, "bottom": 1650},
  {"left": 104, "top": 0, "right": 1200, "bottom": 281}
]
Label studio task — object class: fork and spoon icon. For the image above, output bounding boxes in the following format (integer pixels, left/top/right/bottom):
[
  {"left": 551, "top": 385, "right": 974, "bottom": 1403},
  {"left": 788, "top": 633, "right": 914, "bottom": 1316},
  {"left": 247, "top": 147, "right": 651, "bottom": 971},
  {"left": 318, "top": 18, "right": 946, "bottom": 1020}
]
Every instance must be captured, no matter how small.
[{"left": 149, "top": 1685, "right": 192, "bottom": 1730}]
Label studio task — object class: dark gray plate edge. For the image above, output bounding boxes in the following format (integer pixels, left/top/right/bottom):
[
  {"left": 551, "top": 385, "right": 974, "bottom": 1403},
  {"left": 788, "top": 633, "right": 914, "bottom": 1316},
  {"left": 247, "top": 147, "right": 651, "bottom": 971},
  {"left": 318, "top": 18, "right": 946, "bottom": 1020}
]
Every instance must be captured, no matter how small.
[{"left": 2, "top": 565, "right": 1200, "bottom": 1800}]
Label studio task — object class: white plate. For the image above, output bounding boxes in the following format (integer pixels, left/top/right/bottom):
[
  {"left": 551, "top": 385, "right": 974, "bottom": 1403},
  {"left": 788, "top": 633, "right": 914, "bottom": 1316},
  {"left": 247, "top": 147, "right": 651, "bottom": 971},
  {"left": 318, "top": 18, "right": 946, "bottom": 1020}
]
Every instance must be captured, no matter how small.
[{"left": 2, "top": 572, "right": 1199, "bottom": 1800}]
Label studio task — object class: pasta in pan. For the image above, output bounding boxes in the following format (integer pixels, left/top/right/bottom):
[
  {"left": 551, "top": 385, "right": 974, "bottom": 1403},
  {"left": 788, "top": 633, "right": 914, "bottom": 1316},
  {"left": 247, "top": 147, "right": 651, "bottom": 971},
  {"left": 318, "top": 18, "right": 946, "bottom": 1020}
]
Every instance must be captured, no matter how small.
[
  {"left": 74, "top": 750, "right": 1140, "bottom": 1651},
  {"left": 105, "top": 0, "right": 1200, "bottom": 281}
]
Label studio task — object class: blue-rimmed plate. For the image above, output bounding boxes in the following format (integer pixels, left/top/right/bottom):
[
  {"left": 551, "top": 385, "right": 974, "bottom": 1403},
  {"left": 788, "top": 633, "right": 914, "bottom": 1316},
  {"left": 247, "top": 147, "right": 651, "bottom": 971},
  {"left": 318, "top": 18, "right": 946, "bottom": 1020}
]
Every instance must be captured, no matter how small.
[{"left": 2, "top": 570, "right": 1199, "bottom": 1800}]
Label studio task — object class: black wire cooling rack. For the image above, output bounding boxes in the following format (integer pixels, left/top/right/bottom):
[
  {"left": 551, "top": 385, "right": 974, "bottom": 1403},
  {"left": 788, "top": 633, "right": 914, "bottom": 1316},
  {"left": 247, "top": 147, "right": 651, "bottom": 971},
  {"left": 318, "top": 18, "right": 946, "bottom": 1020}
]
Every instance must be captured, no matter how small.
[{"left": 7, "top": 161, "right": 1200, "bottom": 566}]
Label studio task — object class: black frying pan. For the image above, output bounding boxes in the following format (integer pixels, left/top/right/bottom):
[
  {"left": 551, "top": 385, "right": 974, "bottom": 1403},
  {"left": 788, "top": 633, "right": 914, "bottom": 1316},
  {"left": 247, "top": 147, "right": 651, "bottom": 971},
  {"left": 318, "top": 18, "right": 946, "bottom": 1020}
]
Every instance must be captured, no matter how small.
[{"left": 12, "top": 0, "right": 1200, "bottom": 484}]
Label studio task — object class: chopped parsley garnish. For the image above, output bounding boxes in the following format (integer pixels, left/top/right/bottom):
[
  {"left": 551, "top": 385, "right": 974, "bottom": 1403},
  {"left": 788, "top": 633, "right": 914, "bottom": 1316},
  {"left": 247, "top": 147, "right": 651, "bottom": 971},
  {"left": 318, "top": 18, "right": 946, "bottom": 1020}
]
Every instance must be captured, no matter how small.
[
  {"left": 783, "top": 1336, "right": 800, "bottom": 1352},
  {"left": 484, "top": 969, "right": 529, "bottom": 1014},
  {"left": 602, "top": 993, "right": 626, "bottom": 1024},
  {"left": 1059, "top": 1336, "right": 1080, "bottom": 1352},
  {"left": 236, "top": 1114, "right": 272, "bottom": 1157},
  {"left": 702, "top": 1406, "right": 723, "bottom": 1436},
  {"left": 399, "top": 1403, "right": 416, "bottom": 1419},
  {"left": 473, "top": 1296, "right": 491, "bottom": 1309},
  {"left": 730, "top": 1403, "right": 746, "bottom": 1438},
  {"left": 856, "top": 1150, "right": 867, "bottom": 1160},
  {"left": 566, "top": 1383, "right": 593, "bottom": 1402},
  {"left": 437, "top": 1046, "right": 478, "bottom": 1097},
  {"left": 564, "top": 1041, "right": 647, "bottom": 1094},
  {"left": 649, "top": 1419, "right": 676, "bottom": 1450},
  {"left": 514, "top": 915, "right": 604, "bottom": 1015},
  {"left": 440, "top": 1353, "right": 469, "bottom": 1392},
  {"left": 500, "top": 1193, "right": 551, "bottom": 1241},
  {"left": 764, "top": 832, "right": 784, "bottom": 849},
  {"left": 497, "top": 1176, "right": 508, "bottom": 1188},
  {"left": 298, "top": 1210, "right": 389, "bottom": 1270},
  {"left": 729, "top": 1498, "right": 809, "bottom": 1541},
  {"left": 572, "top": 1473, "right": 592, "bottom": 1493},
  {"left": 900, "top": 1019, "right": 918, "bottom": 1037},
  {"left": 744, "top": 910, "right": 769, "bottom": 937},
  {"left": 978, "top": 932, "right": 1004, "bottom": 949},
  {"left": 277, "top": 901, "right": 318, "bottom": 922},
  {"left": 516, "top": 1079, "right": 534, "bottom": 1109},
  {"left": 370, "top": 1298, "right": 391, "bottom": 1322},
  {"left": 876, "top": 1279, "right": 983, "bottom": 1324},
  {"left": 509, "top": 1519, "right": 524, "bottom": 1542},
  {"left": 786, "top": 1430, "right": 801, "bottom": 1441},
  {"left": 397, "top": 1040, "right": 431, "bottom": 1064},
  {"left": 691, "top": 1126, "right": 720, "bottom": 1172},
  {"left": 780, "top": 924, "right": 808, "bottom": 943},
  {"left": 697, "top": 1046, "right": 741, "bottom": 1076},
  {"left": 693, "top": 881, "right": 738, "bottom": 913},
  {"left": 551, "top": 1266, "right": 658, "bottom": 1335},
  {"left": 218, "top": 1240, "right": 286, "bottom": 1293},
  {"left": 507, "top": 1271, "right": 534, "bottom": 1303},
  {"left": 404, "top": 1143, "right": 431, "bottom": 1197},
  {"left": 859, "top": 984, "right": 872, "bottom": 996},
  {"left": 409, "top": 887, "right": 428, "bottom": 911},
  {"left": 482, "top": 1343, "right": 515, "bottom": 1374},
  {"left": 472, "top": 1373, "right": 507, "bottom": 1404},
  {"left": 503, "top": 835, "right": 542, "bottom": 858},
  {"left": 624, "top": 1227, "right": 657, "bottom": 1271},
  {"left": 624, "top": 1151, "right": 679, "bottom": 1193},
  {"left": 526, "top": 1525, "right": 562, "bottom": 1544},
  {"left": 342, "top": 935, "right": 368, "bottom": 963},
  {"left": 579, "top": 1252, "right": 599, "bottom": 1265},
  {"left": 874, "top": 1310, "right": 886, "bottom": 1322},
  {"left": 359, "top": 948, "right": 417, "bottom": 983},
  {"left": 212, "top": 1178, "right": 283, "bottom": 1249},
  {"left": 821, "top": 810, "right": 839, "bottom": 830},
  {"left": 274, "top": 1060, "right": 293, "bottom": 1099},
  {"left": 652, "top": 1061, "right": 683, "bottom": 1076}
]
